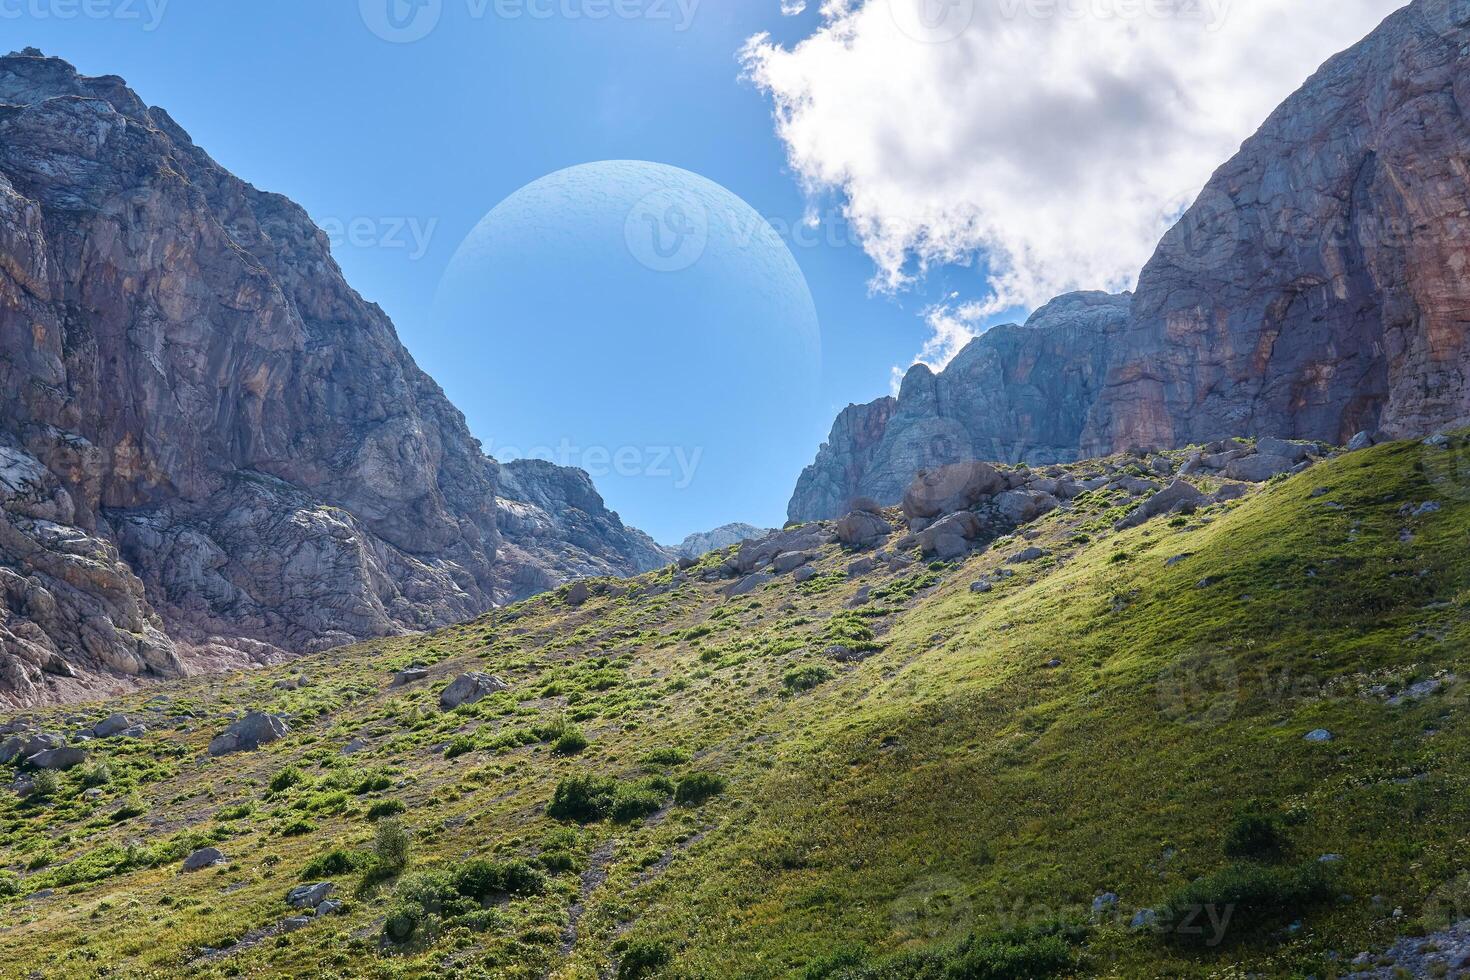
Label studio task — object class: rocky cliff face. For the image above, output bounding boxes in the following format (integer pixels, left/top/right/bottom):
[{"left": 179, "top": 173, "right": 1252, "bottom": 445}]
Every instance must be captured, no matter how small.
[
  {"left": 674, "top": 523, "right": 776, "bottom": 559},
  {"left": 1085, "top": 0, "right": 1470, "bottom": 453},
  {"left": 0, "top": 50, "right": 665, "bottom": 705},
  {"left": 792, "top": 0, "right": 1470, "bottom": 521},
  {"left": 789, "top": 292, "right": 1125, "bottom": 521}
]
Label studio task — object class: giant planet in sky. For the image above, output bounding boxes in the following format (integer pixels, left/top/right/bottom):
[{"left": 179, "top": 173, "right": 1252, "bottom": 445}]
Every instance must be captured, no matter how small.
[{"left": 432, "top": 160, "right": 822, "bottom": 542}]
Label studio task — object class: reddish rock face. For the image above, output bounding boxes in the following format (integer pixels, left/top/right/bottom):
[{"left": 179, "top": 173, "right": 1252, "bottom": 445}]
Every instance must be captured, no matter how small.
[
  {"left": 791, "top": 0, "right": 1470, "bottom": 521},
  {"left": 0, "top": 51, "right": 667, "bottom": 705},
  {"left": 1084, "top": 0, "right": 1470, "bottom": 452}
]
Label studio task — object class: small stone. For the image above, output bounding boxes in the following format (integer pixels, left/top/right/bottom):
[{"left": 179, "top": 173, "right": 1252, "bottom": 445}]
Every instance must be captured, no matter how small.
[
  {"left": 1346, "top": 431, "right": 1374, "bottom": 451},
  {"left": 793, "top": 566, "right": 819, "bottom": 584},
  {"left": 1007, "top": 547, "right": 1048, "bottom": 564},
  {"left": 970, "top": 580, "right": 993, "bottom": 594},
  {"left": 391, "top": 666, "right": 430, "bottom": 687},
  {"left": 1130, "top": 908, "right": 1158, "bottom": 931},
  {"left": 281, "top": 916, "right": 312, "bottom": 932},
  {"left": 1305, "top": 729, "right": 1334, "bottom": 743}
]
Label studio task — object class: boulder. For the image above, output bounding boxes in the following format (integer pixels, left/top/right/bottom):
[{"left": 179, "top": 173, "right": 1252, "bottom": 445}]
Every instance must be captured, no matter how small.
[
  {"left": 27, "top": 746, "right": 86, "bottom": 770},
  {"left": 849, "top": 496, "right": 884, "bottom": 515},
  {"left": 286, "top": 882, "right": 335, "bottom": 909},
  {"left": 390, "top": 667, "right": 430, "bottom": 687},
  {"left": 1224, "top": 454, "right": 1295, "bottom": 482},
  {"left": 918, "top": 512, "right": 984, "bottom": 560},
  {"left": 182, "top": 847, "right": 226, "bottom": 872},
  {"left": 0, "top": 733, "right": 61, "bottom": 764},
  {"left": 835, "top": 510, "right": 892, "bottom": 550},
  {"left": 993, "top": 489, "right": 1059, "bottom": 526},
  {"left": 901, "top": 462, "right": 1006, "bottom": 522},
  {"left": 847, "top": 557, "right": 878, "bottom": 578},
  {"left": 564, "top": 581, "right": 592, "bottom": 607},
  {"left": 1257, "top": 437, "right": 1313, "bottom": 462},
  {"left": 793, "top": 566, "right": 819, "bottom": 584},
  {"left": 208, "top": 712, "right": 289, "bottom": 756},
  {"left": 723, "top": 572, "right": 773, "bottom": 598},
  {"left": 1007, "top": 547, "right": 1049, "bottom": 565},
  {"left": 1115, "top": 479, "right": 1208, "bottom": 530},
  {"left": 91, "top": 713, "right": 134, "bottom": 738},
  {"left": 772, "top": 551, "right": 816, "bottom": 574},
  {"left": 439, "top": 673, "right": 510, "bottom": 710},
  {"left": 1346, "top": 431, "right": 1375, "bottom": 451},
  {"left": 728, "top": 526, "right": 831, "bottom": 576},
  {"left": 282, "top": 916, "right": 313, "bottom": 932}
]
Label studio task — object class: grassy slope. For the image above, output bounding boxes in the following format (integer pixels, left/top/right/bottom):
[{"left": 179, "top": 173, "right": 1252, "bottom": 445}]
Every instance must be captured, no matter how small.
[{"left": 1, "top": 438, "right": 1468, "bottom": 978}]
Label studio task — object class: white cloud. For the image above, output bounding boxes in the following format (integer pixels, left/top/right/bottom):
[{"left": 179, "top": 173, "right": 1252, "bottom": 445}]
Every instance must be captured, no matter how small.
[
  {"left": 781, "top": 0, "right": 807, "bottom": 14},
  {"left": 744, "top": 0, "right": 1406, "bottom": 330}
]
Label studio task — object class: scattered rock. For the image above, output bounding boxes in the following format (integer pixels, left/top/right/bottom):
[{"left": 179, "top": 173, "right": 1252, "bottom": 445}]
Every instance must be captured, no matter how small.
[
  {"left": 1305, "top": 729, "right": 1334, "bottom": 743},
  {"left": 1346, "top": 431, "right": 1375, "bottom": 451},
  {"left": 993, "top": 489, "right": 1059, "bottom": 525},
  {"left": 847, "top": 557, "right": 878, "bottom": 578},
  {"left": 970, "top": 580, "right": 993, "bottom": 594},
  {"left": 1257, "top": 437, "right": 1314, "bottom": 462},
  {"left": 208, "top": 712, "right": 289, "bottom": 756},
  {"left": 835, "top": 510, "right": 893, "bottom": 550},
  {"left": 286, "top": 882, "right": 335, "bottom": 909},
  {"left": 723, "top": 572, "right": 773, "bottom": 598},
  {"left": 90, "top": 713, "right": 135, "bottom": 738},
  {"left": 918, "top": 512, "right": 984, "bottom": 560},
  {"left": 1424, "top": 432, "right": 1451, "bottom": 449},
  {"left": 564, "top": 581, "right": 592, "bottom": 607},
  {"left": 27, "top": 746, "right": 86, "bottom": 770},
  {"left": 390, "top": 667, "right": 430, "bottom": 687},
  {"left": 773, "top": 551, "right": 817, "bottom": 574},
  {"left": 793, "top": 566, "right": 819, "bottom": 584},
  {"left": 281, "top": 916, "right": 312, "bottom": 933},
  {"left": 1224, "top": 454, "right": 1296, "bottom": 482},
  {"left": 183, "top": 847, "right": 226, "bottom": 872},
  {"left": 342, "top": 739, "right": 368, "bottom": 756},
  {"left": 439, "top": 673, "right": 510, "bottom": 710},
  {"left": 1116, "top": 479, "right": 1207, "bottom": 530},
  {"left": 1130, "top": 909, "right": 1158, "bottom": 931},
  {"left": 1007, "top": 547, "right": 1048, "bottom": 565},
  {"left": 902, "top": 462, "right": 1006, "bottom": 522}
]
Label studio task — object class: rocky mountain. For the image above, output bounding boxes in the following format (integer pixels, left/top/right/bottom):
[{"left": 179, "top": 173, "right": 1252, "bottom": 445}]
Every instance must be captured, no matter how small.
[
  {"left": 790, "top": 0, "right": 1470, "bottom": 522},
  {"left": 789, "top": 292, "right": 1125, "bottom": 521},
  {"left": 0, "top": 50, "right": 666, "bottom": 706},
  {"left": 673, "top": 522, "right": 776, "bottom": 559}
]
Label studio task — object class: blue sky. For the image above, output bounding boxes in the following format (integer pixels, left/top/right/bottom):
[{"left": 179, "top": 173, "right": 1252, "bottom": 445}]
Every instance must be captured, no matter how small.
[
  {"left": 8, "top": 0, "right": 968, "bottom": 543},
  {"left": 7, "top": 0, "right": 1402, "bottom": 543}
]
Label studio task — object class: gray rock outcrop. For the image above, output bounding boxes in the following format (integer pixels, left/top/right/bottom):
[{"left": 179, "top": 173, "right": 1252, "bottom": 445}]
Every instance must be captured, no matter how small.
[
  {"left": 207, "top": 711, "right": 288, "bottom": 756},
  {"left": 439, "top": 672, "right": 509, "bottom": 709},
  {"left": 673, "top": 523, "right": 775, "bottom": 560},
  {"left": 0, "top": 52, "right": 667, "bottom": 704}
]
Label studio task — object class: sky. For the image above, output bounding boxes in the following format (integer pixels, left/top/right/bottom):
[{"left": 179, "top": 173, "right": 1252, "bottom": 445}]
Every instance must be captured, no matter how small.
[{"left": 5, "top": 0, "right": 1406, "bottom": 543}]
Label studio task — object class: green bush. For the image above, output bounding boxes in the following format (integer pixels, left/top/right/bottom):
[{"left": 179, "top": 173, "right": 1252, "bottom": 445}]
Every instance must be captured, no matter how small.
[
  {"left": 610, "top": 784, "right": 666, "bottom": 824},
  {"left": 269, "top": 766, "right": 305, "bottom": 793},
  {"left": 547, "top": 774, "right": 619, "bottom": 823},
  {"left": 279, "top": 817, "right": 316, "bottom": 837},
  {"left": 617, "top": 939, "right": 673, "bottom": 979},
  {"left": 78, "top": 760, "right": 113, "bottom": 789},
  {"left": 444, "top": 735, "right": 476, "bottom": 759},
  {"left": 28, "top": 769, "right": 61, "bottom": 801},
  {"left": 367, "top": 799, "right": 406, "bottom": 821},
  {"left": 354, "top": 773, "right": 394, "bottom": 795},
  {"left": 552, "top": 726, "right": 589, "bottom": 755},
  {"left": 674, "top": 773, "right": 727, "bottom": 806},
  {"left": 110, "top": 795, "right": 148, "bottom": 822},
  {"left": 0, "top": 870, "right": 18, "bottom": 897},
  {"left": 302, "top": 848, "right": 370, "bottom": 880},
  {"left": 1222, "top": 807, "right": 1287, "bottom": 862},
  {"left": 642, "top": 747, "right": 690, "bottom": 767},
  {"left": 784, "top": 664, "right": 834, "bottom": 693},
  {"left": 451, "top": 859, "right": 545, "bottom": 901},
  {"left": 802, "top": 925, "right": 1077, "bottom": 979},
  {"left": 1158, "top": 862, "right": 1334, "bottom": 947}
]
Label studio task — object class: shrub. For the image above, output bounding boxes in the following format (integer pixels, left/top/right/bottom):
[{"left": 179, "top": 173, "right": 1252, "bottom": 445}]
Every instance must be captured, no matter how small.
[
  {"left": 269, "top": 766, "right": 305, "bottom": 793},
  {"left": 302, "top": 848, "right": 370, "bottom": 880},
  {"left": 216, "top": 802, "right": 254, "bottom": 821},
  {"left": 372, "top": 818, "right": 411, "bottom": 871},
  {"left": 547, "top": 774, "right": 618, "bottom": 823},
  {"left": 110, "top": 795, "right": 148, "bottom": 822},
  {"left": 354, "top": 773, "right": 394, "bottom": 795},
  {"left": 552, "top": 726, "right": 589, "bottom": 756},
  {"left": 1158, "top": 862, "right": 1334, "bottom": 947},
  {"left": 783, "top": 664, "right": 834, "bottom": 693},
  {"left": 674, "top": 773, "right": 727, "bottom": 806},
  {"left": 1222, "top": 807, "right": 1287, "bottom": 862},
  {"left": 78, "top": 760, "right": 113, "bottom": 789},
  {"left": 0, "top": 871, "right": 18, "bottom": 897},
  {"left": 280, "top": 818, "right": 316, "bottom": 837},
  {"left": 617, "top": 939, "right": 673, "bottom": 979},
  {"left": 610, "top": 783, "right": 667, "bottom": 824},
  {"left": 804, "top": 925, "right": 1077, "bottom": 979},
  {"left": 451, "top": 859, "right": 545, "bottom": 901},
  {"left": 444, "top": 735, "right": 476, "bottom": 759},
  {"left": 367, "top": 799, "right": 406, "bottom": 821},
  {"left": 642, "top": 747, "right": 690, "bottom": 767},
  {"left": 29, "top": 769, "right": 60, "bottom": 801},
  {"left": 382, "top": 870, "right": 459, "bottom": 943},
  {"left": 538, "top": 850, "right": 578, "bottom": 873}
]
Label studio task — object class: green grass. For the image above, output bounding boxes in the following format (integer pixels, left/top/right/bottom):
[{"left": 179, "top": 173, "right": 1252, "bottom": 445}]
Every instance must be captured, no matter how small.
[{"left": 1, "top": 438, "right": 1467, "bottom": 977}]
